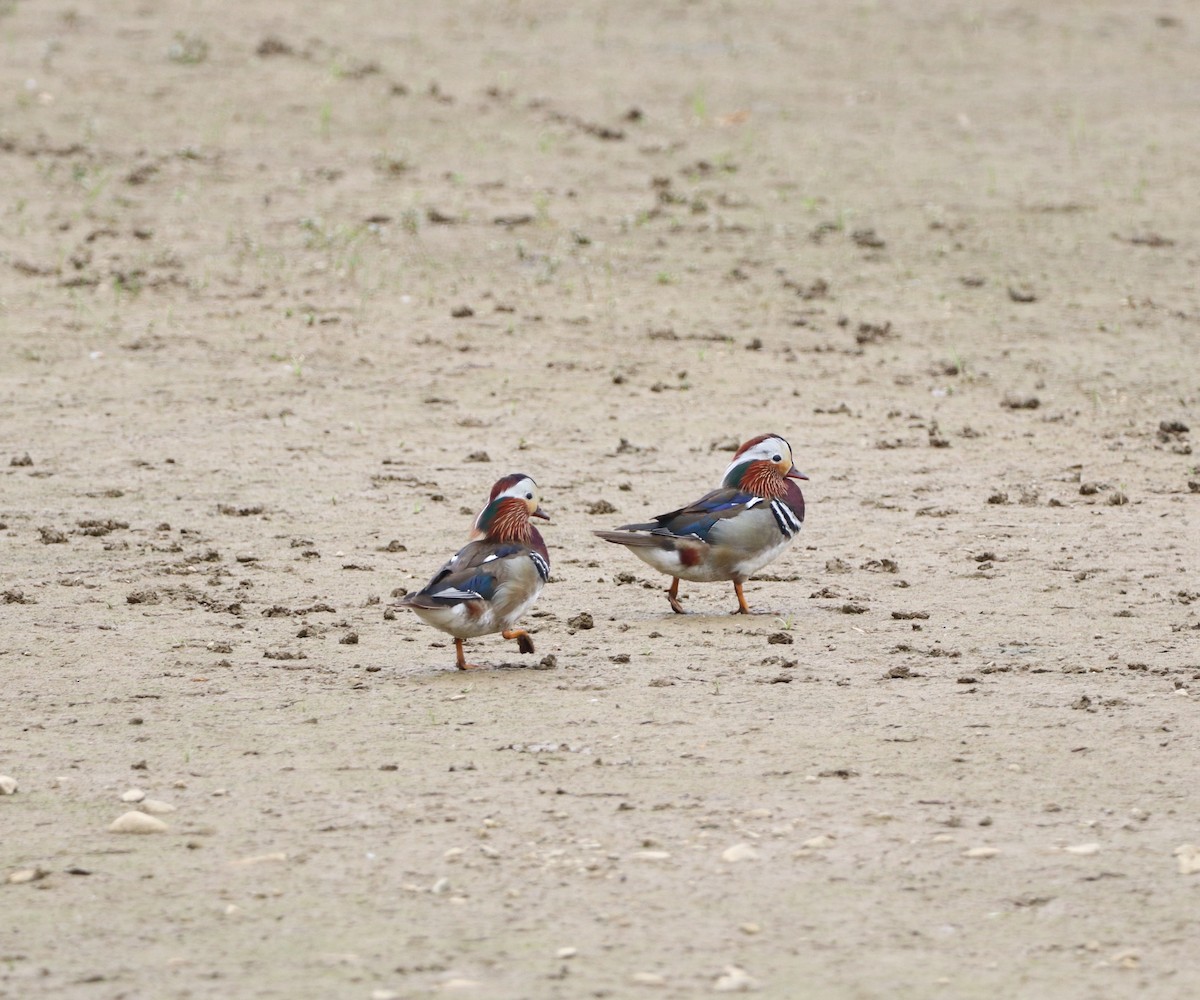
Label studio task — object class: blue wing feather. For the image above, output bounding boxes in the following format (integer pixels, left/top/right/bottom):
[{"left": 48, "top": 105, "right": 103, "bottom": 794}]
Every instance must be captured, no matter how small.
[{"left": 620, "top": 489, "right": 758, "bottom": 543}]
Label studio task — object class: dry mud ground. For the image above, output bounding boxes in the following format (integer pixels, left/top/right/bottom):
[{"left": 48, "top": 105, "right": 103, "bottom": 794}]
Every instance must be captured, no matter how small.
[{"left": 2, "top": 2, "right": 1199, "bottom": 998}]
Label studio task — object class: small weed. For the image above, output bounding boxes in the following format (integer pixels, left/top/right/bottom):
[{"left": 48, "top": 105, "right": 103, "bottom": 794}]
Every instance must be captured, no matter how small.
[
  {"left": 374, "top": 152, "right": 412, "bottom": 177},
  {"left": 168, "top": 32, "right": 209, "bottom": 65},
  {"left": 113, "top": 273, "right": 142, "bottom": 299}
]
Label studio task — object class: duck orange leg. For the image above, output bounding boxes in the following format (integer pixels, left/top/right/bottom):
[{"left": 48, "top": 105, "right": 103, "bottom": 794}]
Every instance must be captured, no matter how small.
[
  {"left": 502, "top": 628, "right": 535, "bottom": 654},
  {"left": 455, "top": 638, "right": 482, "bottom": 671},
  {"left": 667, "top": 577, "right": 685, "bottom": 614},
  {"left": 732, "top": 581, "right": 751, "bottom": 615}
]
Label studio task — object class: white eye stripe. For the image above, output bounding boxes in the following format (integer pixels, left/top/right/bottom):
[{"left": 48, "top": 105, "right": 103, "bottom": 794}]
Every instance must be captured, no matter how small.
[{"left": 497, "top": 477, "right": 538, "bottom": 501}]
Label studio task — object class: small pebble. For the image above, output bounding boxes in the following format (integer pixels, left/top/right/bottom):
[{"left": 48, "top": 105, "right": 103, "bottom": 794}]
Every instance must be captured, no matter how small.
[
  {"left": 721, "top": 843, "right": 759, "bottom": 863},
  {"left": 1063, "top": 842, "right": 1101, "bottom": 856},
  {"left": 140, "top": 799, "right": 176, "bottom": 815},
  {"left": 740, "top": 923, "right": 761, "bottom": 935},
  {"left": 630, "top": 972, "right": 666, "bottom": 986},
  {"left": 120, "top": 788, "right": 146, "bottom": 803},
  {"left": 801, "top": 835, "right": 834, "bottom": 849},
  {"left": 1174, "top": 844, "right": 1200, "bottom": 875},
  {"left": 714, "top": 965, "right": 762, "bottom": 992},
  {"left": 556, "top": 947, "right": 577, "bottom": 959},
  {"left": 229, "top": 851, "right": 288, "bottom": 867},
  {"left": 962, "top": 846, "right": 999, "bottom": 859},
  {"left": 371, "top": 991, "right": 402, "bottom": 1000},
  {"left": 7, "top": 868, "right": 46, "bottom": 884},
  {"left": 108, "top": 811, "right": 169, "bottom": 834},
  {"left": 633, "top": 850, "right": 672, "bottom": 861},
  {"left": 431, "top": 876, "right": 451, "bottom": 894},
  {"left": 0, "top": 775, "right": 17, "bottom": 795}
]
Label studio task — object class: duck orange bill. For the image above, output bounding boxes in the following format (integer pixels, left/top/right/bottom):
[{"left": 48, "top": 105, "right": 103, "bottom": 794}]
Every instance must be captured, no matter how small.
[
  {"left": 786, "top": 466, "right": 809, "bottom": 480},
  {"left": 532, "top": 506, "right": 551, "bottom": 520}
]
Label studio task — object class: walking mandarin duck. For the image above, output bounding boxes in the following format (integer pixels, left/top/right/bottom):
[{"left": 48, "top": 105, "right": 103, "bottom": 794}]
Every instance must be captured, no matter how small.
[
  {"left": 396, "top": 474, "right": 550, "bottom": 670},
  {"left": 595, "top": 434, "right": 807, "bottom": 614}
]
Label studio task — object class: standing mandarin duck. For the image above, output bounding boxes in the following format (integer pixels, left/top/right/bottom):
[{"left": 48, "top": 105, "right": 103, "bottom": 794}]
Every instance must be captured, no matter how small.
[
  {"left": 595, "top": 434, "right": 807, "bottom": 615},
  {"left": 396, "top": 474, "right": 550, "bottom": 670}
]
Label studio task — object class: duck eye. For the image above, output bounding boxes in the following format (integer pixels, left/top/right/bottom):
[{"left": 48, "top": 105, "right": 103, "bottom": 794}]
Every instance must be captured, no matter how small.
[
  {"left": 525, "top": 493, "right": 533, "bottom": 500},
  {"left": 772, "top": 454, "right": 782, "bottom": 463}
]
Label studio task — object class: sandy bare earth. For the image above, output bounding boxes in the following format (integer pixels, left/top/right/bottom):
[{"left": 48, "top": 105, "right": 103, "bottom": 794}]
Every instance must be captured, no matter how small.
[{"left": 2, "top": 1, "right": 1199, "bottom": 998}]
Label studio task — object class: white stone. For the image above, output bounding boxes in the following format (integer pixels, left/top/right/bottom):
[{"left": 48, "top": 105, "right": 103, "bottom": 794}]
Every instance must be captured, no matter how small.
[
  {"left": 961, "top": 846, "right": 999, "bottom": 859},
  {"left": 371, "top": 991, "right": 402, "bottom": 1000},
  {"left": 556, "top": 947, "right": 577, "bottom": 959},
  {"left": 7, "top": 868, "right": 42, "bottom": 884},
  {"left": 140, "top": 799, "right": 176, "bottom": 814},
  {"left": 633, "top": 850, "right": 672, "bottom": 861},
  {"left": 120, "top": 788, "right": 146, "bottom": 803},
  {"left": 229, "top": 851, "right": 287, "bottom": 867},
  {"left": 631, "top": 972, "right": 666, "bottom": 986},
  {"left": 1063, "top": 842, "right": 1101, "bottom": 856},
  {"left": 0, "top": 775, "right": 17, "bottom": 795},
  {"left": 801, "top": 835, "right": 834, "bottom": 849},
  {"left": 108, "top": 811, "right": 169, "bottom": 834},
  {"left": 431, "top": 877, "right": 451, "bottom": 894},
  {"left": 721, "top": 843, "right": 759, "bottom": 863},
  {"left": 713, "top": 965, "right": 762, "bottom": 992},
  {"left": 1174, "top": 844, "right": 1200, "bottom": 875}
]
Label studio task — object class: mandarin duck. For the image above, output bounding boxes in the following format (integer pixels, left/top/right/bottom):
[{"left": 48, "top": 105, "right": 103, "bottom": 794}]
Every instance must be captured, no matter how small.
[
  {"left": 595, "top": 434, "right": 807, "bottom": 615},
  {"left": 396, "top": 473, "right": 550, "bottom": 670}
]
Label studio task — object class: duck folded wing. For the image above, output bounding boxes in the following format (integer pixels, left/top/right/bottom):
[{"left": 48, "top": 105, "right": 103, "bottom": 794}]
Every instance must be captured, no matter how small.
[
  {"left": 402, "top": 540, "right": 531, "bottom": 608},
  {"left": 615, "top": 488, "right": 760, "bottom": 543}
]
